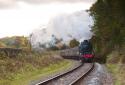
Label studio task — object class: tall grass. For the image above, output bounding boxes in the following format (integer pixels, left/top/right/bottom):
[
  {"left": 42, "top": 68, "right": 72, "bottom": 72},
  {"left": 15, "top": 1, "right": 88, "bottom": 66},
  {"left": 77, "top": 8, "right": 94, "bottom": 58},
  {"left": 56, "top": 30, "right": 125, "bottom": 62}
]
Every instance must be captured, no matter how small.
[
  {"left": 0, "top": 51, "right": 69, "bottom": 85},
  {"left": 106, "top": 50, "right": 125, "bottom": 85}
]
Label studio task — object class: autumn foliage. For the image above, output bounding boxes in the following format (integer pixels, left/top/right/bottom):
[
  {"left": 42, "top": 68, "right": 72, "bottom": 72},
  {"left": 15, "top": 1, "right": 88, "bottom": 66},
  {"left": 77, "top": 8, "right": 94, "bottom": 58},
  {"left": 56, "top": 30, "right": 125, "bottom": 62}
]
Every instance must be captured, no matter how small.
[
  {"left": 69, "top": 39, "right": 79, "bottom": 48},
  {"left": 0, "top": 36, "right": 30, "bottom": 50}
]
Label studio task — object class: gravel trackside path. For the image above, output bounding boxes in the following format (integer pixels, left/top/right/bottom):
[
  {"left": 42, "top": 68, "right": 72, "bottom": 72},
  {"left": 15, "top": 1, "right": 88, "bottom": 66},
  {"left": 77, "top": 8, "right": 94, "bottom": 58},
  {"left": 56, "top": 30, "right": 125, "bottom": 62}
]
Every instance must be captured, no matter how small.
[{"left": 80, "top": 63, "right": 113, "bottom": 85}]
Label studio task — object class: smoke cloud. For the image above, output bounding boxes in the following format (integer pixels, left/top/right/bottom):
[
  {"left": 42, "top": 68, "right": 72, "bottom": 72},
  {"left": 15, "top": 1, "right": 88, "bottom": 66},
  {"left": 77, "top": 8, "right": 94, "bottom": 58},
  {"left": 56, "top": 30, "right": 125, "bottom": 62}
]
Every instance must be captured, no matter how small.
[
  {"left": 31, "top": 10, "right": 93, "bottom": 49},
  {"left": 0, "top": 0, "right": 96, "bottom": 8},
  {"left": 18, "top": 0, "right": 96, "bottom": 4}
]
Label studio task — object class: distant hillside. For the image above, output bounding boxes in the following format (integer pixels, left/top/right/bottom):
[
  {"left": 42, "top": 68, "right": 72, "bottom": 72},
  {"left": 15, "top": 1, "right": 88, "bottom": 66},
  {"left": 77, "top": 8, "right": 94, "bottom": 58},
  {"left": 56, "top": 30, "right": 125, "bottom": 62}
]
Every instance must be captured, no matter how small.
[{"left": 0, "top": 36, "right": 30, "bottom": 50}]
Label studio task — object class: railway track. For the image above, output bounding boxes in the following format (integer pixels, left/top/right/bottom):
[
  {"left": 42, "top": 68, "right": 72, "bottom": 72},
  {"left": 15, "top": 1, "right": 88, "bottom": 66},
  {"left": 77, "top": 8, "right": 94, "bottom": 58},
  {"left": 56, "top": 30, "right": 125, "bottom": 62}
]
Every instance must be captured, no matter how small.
[{"left": 35, "top": 63, "right": 94, "bottom": 85}]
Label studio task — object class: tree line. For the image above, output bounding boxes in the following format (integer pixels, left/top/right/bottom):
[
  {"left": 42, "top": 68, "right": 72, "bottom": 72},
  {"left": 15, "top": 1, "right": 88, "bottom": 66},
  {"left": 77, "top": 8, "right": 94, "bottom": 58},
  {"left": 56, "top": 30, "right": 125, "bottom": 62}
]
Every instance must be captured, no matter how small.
[
  {"left": 89, "top": 0, "right": 125, "bottom": 62},
  {"left": 0, "top": 35, "right": 80, "bottom": 51}
]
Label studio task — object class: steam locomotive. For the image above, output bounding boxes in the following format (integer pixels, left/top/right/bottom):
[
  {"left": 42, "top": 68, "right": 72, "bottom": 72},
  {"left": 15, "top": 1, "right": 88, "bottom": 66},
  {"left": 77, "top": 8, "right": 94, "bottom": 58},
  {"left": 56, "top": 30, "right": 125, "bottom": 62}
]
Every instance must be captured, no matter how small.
[
  {"left": 79, "top": 52, "right": 94, "bottom": 63},
  {"left": 60, "top": 47, "right": 94, "bottom": 63}
]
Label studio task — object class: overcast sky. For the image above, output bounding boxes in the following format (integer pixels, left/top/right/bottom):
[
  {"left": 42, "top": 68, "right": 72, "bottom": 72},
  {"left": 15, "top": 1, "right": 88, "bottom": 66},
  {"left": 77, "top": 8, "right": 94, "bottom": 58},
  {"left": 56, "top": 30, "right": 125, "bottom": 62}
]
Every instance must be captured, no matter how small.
[{"left": 0, "top": 0, "right": 96, "bottom": 38}]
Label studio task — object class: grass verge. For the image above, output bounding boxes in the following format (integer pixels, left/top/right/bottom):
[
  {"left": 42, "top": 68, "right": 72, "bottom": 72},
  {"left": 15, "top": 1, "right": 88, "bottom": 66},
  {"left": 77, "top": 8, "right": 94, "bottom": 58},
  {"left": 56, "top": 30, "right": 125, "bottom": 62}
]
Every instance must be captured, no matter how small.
[
  {"left": 106, "top": 51, "right": 125, "bottom": 85},
  {"left": 106, "top": 64, "right": 125, "bottom": 85},
  {"left": 0, "top": 52, "right": 73, "bottom": 85},
  {"left": 10, "top": 60, "right": 72, "bottom": 85},
  {"left": 0, "top": 59, "right": 72, "bottom": 85}
]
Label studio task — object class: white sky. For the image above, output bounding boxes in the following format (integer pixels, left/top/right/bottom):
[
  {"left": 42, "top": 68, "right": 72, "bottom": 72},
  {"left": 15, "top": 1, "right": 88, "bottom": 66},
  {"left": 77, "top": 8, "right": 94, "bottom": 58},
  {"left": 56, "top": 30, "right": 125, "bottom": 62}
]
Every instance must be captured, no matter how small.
[{"left": 0, "top": 1, "right": 95, "bottom": 38}]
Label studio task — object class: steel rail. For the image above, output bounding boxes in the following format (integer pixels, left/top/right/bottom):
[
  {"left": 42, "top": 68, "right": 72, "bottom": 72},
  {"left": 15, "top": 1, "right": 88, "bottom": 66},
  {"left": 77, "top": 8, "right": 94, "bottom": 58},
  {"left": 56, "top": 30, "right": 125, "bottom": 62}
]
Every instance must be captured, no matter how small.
[
  {"left": 35, "top": 63, "right": 94, "bottom": 85},
  {"left": 35, "top": 62, "right": 83, "bottom": 85},
  {"left": 69, "top": 63, "right": 94, "bottom": 85}
]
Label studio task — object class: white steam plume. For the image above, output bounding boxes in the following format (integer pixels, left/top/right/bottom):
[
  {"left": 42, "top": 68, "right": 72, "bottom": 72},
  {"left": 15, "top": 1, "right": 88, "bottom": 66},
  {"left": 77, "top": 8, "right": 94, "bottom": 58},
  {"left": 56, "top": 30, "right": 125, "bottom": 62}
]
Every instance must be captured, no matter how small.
[{"left": 30, "top": 10, "right": 93, "bottom": 49}]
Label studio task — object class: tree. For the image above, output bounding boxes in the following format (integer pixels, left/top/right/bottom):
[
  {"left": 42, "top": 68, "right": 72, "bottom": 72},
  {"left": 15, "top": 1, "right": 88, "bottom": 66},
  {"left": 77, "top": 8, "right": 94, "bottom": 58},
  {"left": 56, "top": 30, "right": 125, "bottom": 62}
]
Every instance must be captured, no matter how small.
[
  {"left": 0, "top": 42, "right": 6, "bottom": 47},
  {"left": 90, "top": 0, "right": 125, "bottom": 56},
  {"left": 69, "top": 39, "right": 79, "bottom": 48}
]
